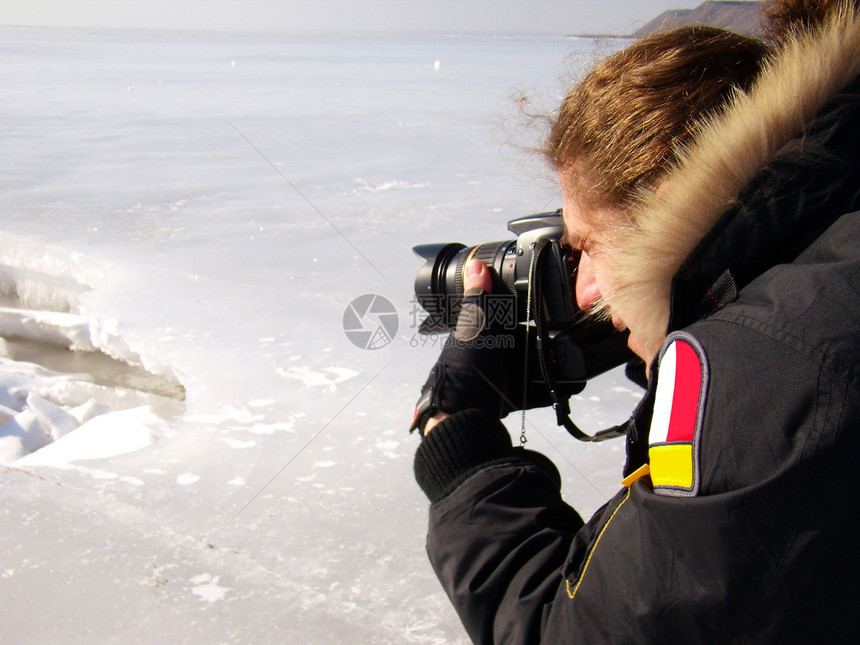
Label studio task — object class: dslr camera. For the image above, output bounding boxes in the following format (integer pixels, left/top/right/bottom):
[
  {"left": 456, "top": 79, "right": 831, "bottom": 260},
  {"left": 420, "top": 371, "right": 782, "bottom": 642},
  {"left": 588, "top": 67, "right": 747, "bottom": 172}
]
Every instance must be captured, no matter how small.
[{"left": 412, "top": 210, "right": 633, "bottom": 441}]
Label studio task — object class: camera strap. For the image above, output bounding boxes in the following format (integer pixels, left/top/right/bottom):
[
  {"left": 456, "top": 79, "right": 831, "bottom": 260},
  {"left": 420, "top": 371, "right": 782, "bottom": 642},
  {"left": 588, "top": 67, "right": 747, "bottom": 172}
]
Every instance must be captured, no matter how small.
[{"left": 530, "top": 238, "right": 627, "bottom": 443}]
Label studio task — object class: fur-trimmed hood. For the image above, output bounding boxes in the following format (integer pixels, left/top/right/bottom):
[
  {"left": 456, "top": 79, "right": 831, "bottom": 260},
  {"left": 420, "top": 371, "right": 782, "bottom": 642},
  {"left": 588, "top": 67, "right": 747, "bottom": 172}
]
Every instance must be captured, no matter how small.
[{"left": 603, "top": 5, "right": 860, "bottom": 365}]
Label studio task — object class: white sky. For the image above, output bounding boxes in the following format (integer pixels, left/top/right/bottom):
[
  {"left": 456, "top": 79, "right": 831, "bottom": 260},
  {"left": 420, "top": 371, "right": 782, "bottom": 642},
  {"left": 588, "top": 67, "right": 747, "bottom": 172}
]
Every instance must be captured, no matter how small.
[{"left": 0, "top": 1, "right": 734, "bottom": 35}]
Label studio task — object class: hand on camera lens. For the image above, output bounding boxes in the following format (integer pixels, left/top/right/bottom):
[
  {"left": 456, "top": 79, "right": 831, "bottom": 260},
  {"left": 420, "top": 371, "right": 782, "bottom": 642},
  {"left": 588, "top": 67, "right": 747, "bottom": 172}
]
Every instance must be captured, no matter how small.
[
  {"left": 412, "top": 260, "right": 584, "bottom": 434},
  {"left": 411, "top": 259, "right": 571, "bottom": 435},
  {"left": 411, "top": 261, "right": 506, "bottom": 432}
]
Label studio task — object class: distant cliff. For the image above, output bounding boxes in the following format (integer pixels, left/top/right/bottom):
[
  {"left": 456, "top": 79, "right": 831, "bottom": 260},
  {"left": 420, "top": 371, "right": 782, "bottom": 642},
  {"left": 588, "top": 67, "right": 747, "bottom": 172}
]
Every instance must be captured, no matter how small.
[{"left": 635, "top": 1, "right": 763, "bottom": 37}]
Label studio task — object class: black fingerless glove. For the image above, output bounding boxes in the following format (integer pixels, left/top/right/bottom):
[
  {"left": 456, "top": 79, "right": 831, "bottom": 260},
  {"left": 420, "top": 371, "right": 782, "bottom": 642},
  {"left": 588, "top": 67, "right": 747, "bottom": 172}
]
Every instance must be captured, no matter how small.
[
  {"left": 410, "top": 288, "right": 585, "bottom": 435},
  {"left": 411, "top": 288, "right": 515, "bottom": 434}
]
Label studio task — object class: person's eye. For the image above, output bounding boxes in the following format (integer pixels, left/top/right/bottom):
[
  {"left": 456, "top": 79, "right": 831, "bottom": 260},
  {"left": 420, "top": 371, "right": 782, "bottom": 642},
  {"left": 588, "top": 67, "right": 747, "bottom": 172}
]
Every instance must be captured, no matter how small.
[
  {"left": 581, "top": 236, "right": 602, "bottom": 258},
  {"left": 562, "top": 234, "right": 585, "bottom": 253}
]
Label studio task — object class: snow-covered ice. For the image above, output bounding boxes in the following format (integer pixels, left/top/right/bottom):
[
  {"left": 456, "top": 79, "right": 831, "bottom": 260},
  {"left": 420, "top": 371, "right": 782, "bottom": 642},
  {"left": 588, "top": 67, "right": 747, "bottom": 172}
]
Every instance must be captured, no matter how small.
[{"left": 0, "top": 26, "right": 636, "bottom": 643}]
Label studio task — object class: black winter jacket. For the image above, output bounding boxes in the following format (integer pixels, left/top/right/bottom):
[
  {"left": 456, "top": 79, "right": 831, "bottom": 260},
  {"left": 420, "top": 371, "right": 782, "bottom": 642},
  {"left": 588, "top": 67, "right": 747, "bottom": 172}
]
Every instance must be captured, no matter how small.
[{"left": 414, "top": 12, "right": 860, "bottom": 644}]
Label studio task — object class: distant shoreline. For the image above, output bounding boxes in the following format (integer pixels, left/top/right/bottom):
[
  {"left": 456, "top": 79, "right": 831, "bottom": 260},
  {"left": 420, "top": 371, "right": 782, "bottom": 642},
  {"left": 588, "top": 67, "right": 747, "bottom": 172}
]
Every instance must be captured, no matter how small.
[{"left": 569, "top": 33, "right": 636, "bottom": 39}]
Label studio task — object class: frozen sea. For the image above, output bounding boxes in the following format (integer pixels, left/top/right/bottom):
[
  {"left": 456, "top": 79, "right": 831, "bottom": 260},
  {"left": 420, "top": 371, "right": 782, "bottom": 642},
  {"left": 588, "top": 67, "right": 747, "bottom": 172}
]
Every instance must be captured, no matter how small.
[{"left": 0, "top": 26, "right": 641, "bottom": 643}]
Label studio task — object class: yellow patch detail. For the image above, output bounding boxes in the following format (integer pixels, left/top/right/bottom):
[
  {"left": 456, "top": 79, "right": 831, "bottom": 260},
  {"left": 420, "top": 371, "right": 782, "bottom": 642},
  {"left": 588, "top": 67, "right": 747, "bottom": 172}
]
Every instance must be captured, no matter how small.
[{"left": 649, "top": 443, "right": 694, "bottom": 489}]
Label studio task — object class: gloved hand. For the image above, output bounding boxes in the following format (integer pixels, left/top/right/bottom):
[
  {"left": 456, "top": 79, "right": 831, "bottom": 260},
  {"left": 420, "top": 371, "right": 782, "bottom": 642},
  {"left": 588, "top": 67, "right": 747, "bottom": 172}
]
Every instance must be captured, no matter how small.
[{"left": 411, "top": 259, "right": 580, "bottom": 435}]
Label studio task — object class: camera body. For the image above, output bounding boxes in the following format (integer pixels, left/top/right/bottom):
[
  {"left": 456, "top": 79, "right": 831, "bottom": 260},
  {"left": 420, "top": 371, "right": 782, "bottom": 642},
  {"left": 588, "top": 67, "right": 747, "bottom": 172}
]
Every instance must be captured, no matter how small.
[{"left": 413, "top": 211, "right": 631, "bottom": 392}]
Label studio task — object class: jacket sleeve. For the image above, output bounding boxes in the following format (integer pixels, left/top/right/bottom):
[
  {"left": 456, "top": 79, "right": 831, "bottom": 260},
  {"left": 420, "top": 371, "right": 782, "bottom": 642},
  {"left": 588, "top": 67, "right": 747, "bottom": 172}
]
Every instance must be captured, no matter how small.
[
  {"left": 414, "top": 405, "right": 785, "bottom": 645},
  {"left": 414, "top": 409, "right": 587, "bottom": 644},
  {"left": 414, "top": 406, "right": 746, "bottom": 645},
  {"left": 416, "top": 318, "right": 860, "bottom": 644}
]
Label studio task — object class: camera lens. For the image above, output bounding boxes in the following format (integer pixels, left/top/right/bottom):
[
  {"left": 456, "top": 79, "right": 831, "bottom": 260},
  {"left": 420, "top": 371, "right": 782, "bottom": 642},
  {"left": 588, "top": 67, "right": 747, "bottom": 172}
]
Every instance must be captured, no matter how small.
[{"left": 413, "top": 240, "right": 517, "bottom": 331}]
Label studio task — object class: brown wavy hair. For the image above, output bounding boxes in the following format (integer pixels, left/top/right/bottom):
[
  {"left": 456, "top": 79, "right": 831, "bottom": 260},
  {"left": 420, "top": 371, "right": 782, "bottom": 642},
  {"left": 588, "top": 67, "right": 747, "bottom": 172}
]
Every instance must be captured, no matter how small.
[{"left": 545, "top": 26, "right": 769, "bottom": 212}]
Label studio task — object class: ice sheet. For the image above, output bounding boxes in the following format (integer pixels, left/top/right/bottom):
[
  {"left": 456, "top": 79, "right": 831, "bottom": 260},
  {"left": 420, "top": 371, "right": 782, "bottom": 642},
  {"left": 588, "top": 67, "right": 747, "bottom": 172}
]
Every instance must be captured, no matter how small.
[{"left": 0, "top": 26, "right": 635, "bottom": 643}]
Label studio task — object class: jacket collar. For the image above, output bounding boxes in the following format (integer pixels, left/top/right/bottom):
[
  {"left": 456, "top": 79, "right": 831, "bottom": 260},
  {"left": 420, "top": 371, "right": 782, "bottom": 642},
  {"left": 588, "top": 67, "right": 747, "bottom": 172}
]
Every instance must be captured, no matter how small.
[{"left": 602, "top": 6, "right": 860, "bottom": 364}]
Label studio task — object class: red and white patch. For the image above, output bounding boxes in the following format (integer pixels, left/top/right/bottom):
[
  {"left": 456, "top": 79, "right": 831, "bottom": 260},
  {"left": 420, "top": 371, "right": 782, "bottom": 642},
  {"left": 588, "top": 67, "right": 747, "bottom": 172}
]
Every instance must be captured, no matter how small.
[{"left": 649, "top": 332, "right": 709, "bottom": 496}]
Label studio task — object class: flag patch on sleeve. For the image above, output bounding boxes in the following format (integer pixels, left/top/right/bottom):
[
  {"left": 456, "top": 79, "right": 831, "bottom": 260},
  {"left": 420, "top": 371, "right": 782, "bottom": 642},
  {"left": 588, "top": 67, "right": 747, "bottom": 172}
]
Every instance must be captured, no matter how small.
[{"left": 648, "top": 332, "right": 709, "bottom": 497}]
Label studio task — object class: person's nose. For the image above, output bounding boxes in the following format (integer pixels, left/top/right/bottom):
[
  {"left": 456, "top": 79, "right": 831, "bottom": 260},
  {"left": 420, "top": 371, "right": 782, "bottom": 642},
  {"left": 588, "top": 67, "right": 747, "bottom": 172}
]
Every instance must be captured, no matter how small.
[{"left": 575, "top": 252, "right": 601, "bottom": 311}]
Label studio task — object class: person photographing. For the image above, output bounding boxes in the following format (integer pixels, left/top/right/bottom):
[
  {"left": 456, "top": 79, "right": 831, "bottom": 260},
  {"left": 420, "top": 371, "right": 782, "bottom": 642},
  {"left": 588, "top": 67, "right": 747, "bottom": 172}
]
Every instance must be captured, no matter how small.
[{"left": 410, "top": 1, "right": 860, "bottom": 642}]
